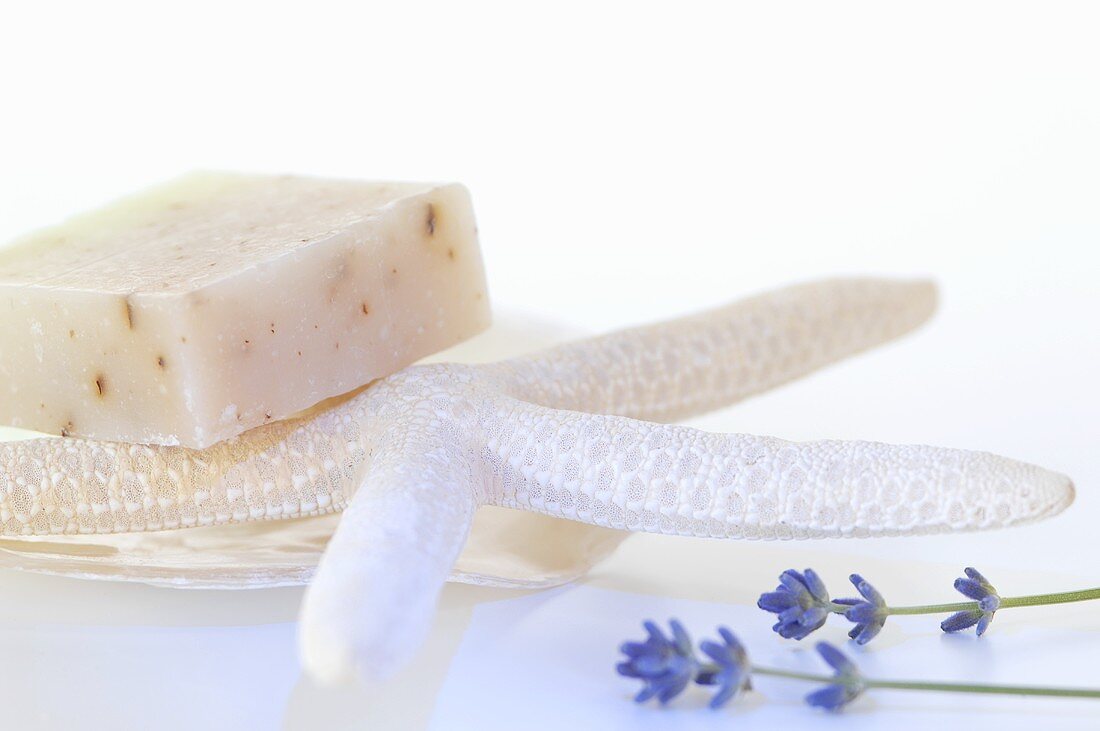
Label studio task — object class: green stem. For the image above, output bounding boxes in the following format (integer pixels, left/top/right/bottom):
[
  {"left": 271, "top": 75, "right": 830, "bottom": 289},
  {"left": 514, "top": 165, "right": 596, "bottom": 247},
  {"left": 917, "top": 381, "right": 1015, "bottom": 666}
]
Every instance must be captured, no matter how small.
[
  {"left": 1000, "top": 587, "right": 1100, "bottom": 608},
  {"left": 699, "top": 663, "right": 838, "bottom": 685},
  {"left": 751, "top": 666, "right": 834, "bottom": 683},
  {"left": 865, "top": 679, "right": 1100, "bottom": 699},
  {"left": 742, "top": 666, "right": 1100, "bottom": 700},
  {"left": 881, "top": 587, "right": 1100, "bottom": 617},
  {"left": 886, "top": 601, "right": 976, "bottom": 615}
]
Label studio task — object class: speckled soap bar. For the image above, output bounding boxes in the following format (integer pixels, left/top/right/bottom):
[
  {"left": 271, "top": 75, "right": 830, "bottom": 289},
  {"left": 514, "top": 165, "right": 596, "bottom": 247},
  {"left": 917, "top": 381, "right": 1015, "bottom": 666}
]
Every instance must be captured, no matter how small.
[{"left": 0, "top": 173, "right": 490, "bottom": 448}]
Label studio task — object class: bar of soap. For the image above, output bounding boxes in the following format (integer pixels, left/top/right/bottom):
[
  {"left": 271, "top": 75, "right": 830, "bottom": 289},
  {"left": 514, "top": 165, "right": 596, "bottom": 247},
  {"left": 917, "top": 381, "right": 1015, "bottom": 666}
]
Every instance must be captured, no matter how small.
[{"left": 0, "top": 173, "right": 490, "bottom": 448}]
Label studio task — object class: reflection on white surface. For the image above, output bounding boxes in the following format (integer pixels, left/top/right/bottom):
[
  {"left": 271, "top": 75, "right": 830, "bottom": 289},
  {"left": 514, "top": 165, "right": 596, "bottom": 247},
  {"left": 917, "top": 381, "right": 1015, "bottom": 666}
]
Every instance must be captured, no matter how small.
[
  {"left": 0, "top": 288, "right": 1097, "bottom": 730},
  {"left": 2, "top": 619, "right": 299, "bottom": 729},
  {"left": 3, "top": 13, "right": 1100, "bottom": 718},
  {"left": 0, "top": 310, "right": 615, "bottom": 590},
  {"left": 431, "top": 585, "right": 1100, "bottom": 730},
  {"left": 3, "top": 533, "right": 1099, "bottom": 730},
  {"left": 0, "top": 289, "right": 1098, "bottom": 730}
]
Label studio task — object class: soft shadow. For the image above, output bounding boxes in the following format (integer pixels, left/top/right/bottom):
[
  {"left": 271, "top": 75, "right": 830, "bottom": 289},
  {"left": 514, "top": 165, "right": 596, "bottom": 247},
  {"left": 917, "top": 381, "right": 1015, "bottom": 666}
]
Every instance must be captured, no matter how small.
[{"left": 283, "top": 582, "right": 538, "bottom": 731}]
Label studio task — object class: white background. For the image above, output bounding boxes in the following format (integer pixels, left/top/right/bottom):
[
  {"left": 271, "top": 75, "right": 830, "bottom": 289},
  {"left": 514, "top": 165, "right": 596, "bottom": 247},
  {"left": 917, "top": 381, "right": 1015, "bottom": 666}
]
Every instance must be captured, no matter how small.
[{"left": 2, "top": 2, "right": 1100, "bottom": 729}]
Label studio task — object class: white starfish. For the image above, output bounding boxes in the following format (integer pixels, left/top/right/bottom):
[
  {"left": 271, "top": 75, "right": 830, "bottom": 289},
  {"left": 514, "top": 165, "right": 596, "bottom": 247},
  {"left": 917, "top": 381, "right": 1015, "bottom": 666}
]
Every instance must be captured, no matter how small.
[{"left": 0, "top": 278, "right": 1073, "bottom": 684}]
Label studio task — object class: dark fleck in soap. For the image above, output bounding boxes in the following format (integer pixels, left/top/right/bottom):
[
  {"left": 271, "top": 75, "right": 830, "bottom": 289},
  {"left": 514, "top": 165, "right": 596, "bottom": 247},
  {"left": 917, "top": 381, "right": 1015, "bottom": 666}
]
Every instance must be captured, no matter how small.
[{"left": 0, "top": 173, "right": 490, "bottom": 447}]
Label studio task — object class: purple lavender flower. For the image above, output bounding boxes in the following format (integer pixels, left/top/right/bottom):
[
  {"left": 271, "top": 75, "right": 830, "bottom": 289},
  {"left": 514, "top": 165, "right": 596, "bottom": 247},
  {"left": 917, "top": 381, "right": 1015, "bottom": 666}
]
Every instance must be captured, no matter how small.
[
  {"left": 839, "top": 573, "right": 889, "bottom": 644},
  {"left": 757, "top": 569, "right": 834, "bottom": 640},
  {"left": 941, "top": 567, "right": 1002, "bottom": 636},
  {"left": 805, "top": 642, "right": 866, "bottom": 712},
  {"left": 698, "top": 627, "right": 752, "bottom": 709},
  {"left": 617, "top": 619, "right": 700, "bottom": 704}
]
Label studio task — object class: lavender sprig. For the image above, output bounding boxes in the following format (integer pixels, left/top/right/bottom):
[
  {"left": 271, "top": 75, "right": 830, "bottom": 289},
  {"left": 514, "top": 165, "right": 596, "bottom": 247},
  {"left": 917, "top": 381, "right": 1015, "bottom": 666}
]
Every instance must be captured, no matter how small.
[
  {"left": 803, "top": 642, "right": 867, "bottom": 710},
  {"left": 697, "top": 627, "right": 753, "bottom": 708},
  {"left": 616, "top": 619, "right": 698, "bottom": 703},
  {"left": 757, "top": 567, "right": 1100, "bottom": 643},
  {"left": 839, "top": 573, "right": 888, "bottom": 644},
  {"left": 757, "top": 569, "right": 849, "bottom": 640},
  {"left": 940, "top": 568, "right": 1001, "bottom": 636},
  {"left": 617, "top": 620, "right": 1100, "bottom": 712}
]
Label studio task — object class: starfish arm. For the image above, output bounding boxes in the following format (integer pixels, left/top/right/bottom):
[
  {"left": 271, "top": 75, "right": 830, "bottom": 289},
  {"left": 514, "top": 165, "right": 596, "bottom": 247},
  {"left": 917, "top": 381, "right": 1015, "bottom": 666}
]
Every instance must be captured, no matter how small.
[
  {"left": 299, "top": 419, "right": 482, "bottom": 684},
  {"left": 0, "top": 399, "right": 370, "bottom": 536},
  {"left": 479, "top": 399, "right": 1074, "bottom": 538},
  {"left": 483, "top": 277, "right": 937, "bottom": 422}
]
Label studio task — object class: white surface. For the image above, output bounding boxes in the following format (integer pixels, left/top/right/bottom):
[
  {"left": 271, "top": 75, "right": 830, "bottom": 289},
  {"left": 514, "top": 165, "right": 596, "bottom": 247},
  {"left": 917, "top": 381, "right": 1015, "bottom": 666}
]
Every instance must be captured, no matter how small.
[
  {"left": 2, "top": 1, "right": 1100, "bottom": 729},
  {"left": 432, "top": 586, "right": 1100, "bottom": 730}
]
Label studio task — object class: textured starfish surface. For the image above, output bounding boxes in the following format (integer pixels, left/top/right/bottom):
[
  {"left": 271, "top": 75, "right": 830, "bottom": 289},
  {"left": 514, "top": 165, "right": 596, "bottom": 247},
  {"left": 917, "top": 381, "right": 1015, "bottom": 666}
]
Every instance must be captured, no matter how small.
[{"left": 0, "top": 278, "right": 1074, "bottom": 683}]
